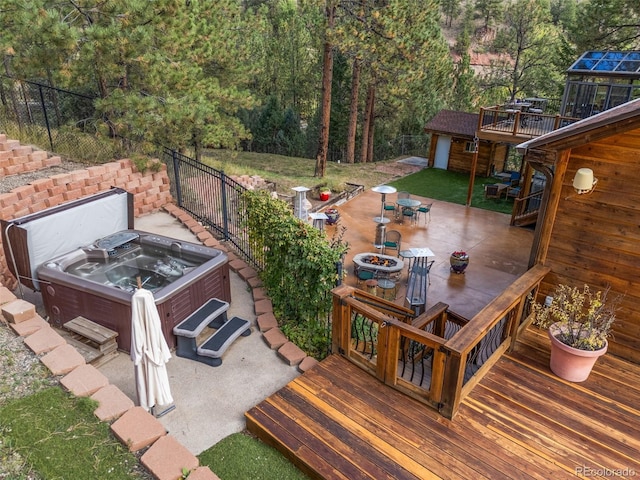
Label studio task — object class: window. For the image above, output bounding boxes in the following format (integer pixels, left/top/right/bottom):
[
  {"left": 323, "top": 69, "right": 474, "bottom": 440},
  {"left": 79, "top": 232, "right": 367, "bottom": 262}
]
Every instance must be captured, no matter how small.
[{"left": 465, "top": 141, "right": 477, "bottom": 153}]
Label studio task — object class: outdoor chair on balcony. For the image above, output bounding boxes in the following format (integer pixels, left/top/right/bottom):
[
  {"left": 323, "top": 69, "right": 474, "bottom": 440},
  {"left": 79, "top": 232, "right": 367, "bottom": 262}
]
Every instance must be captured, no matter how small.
[
  {"left": 507, "top": 186, "right": 521, "bottom": 199},
  {"left": 383, "top": 230, "right": 401, "bottom": 256},
  {"left": 416, "top": 203, "right": 432, "bottom": 226},
  {"left": 401, "top": 207, "right": 417, "bottom": 225}
]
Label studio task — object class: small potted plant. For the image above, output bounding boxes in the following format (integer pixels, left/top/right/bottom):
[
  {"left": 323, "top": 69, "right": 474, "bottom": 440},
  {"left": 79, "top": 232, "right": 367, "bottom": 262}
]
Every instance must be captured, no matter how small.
[
  {"left": 319, "top": 188, "right": 331, "bottom": 201},
  {"left": 530, "top": 283, "right": 618, "bottom": 382},
  {"left": 449, "top": 250, "right": 469, "bottom": 274},
  {"left": 324, "top": 207, "right": 340, "bottom": 225}
]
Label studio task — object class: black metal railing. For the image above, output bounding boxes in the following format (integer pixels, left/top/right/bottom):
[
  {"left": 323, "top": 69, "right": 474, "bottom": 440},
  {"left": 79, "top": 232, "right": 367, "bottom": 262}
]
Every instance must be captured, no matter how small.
[{"left": 160, "top": 148, "right": 265, "bottom": 269}]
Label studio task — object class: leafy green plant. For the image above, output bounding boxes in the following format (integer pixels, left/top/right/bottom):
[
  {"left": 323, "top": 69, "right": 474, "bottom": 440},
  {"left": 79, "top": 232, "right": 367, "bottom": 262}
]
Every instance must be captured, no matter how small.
[
  {"left": 243, "top": 190, "right": 349, "bottom": 358},
  {"left": 131, "top": 154, "right": 163, "bottom": 173}
]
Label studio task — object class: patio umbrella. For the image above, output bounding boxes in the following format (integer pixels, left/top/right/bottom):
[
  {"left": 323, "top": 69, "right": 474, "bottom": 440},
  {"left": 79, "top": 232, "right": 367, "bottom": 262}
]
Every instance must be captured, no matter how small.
[{"left": 130, "top": 287, "right": 174, "bottom": 416}]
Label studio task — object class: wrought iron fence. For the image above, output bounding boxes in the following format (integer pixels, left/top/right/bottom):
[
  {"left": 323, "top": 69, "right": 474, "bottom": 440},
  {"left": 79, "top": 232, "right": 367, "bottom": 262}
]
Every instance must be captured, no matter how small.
[{"left": 160, "top": 148, "right": 264, "bottom": 270}]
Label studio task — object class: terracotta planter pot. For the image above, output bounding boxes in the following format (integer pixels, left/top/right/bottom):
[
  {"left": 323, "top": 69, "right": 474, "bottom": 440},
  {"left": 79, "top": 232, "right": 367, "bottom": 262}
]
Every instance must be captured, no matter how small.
[
  {"left": 548, "top": 326, "right": 607, "bottom": 382},
  {"left": 319, "top": 191, "right": 330, "bottom": 201}
]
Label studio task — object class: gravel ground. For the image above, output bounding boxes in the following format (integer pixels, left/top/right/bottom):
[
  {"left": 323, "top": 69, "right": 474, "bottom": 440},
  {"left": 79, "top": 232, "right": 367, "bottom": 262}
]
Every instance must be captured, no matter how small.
[{"left": 0, "top": 160, "right": 90, "bottom": 194}]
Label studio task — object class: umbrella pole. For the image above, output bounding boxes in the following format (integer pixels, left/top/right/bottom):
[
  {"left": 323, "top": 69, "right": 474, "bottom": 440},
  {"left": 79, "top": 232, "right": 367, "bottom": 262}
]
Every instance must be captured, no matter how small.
[{"left": 152, "top": 403, "right": 176, "bottom": 417}]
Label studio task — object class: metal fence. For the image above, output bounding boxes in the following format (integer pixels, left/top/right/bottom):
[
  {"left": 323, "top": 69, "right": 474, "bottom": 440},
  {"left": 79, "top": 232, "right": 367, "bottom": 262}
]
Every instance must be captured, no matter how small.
[
  {"left": 0, "top": 75, "right": 128, "bottom": 162},
  {"left": 160, "top": 148, "right": 264, "bottom": 270}
]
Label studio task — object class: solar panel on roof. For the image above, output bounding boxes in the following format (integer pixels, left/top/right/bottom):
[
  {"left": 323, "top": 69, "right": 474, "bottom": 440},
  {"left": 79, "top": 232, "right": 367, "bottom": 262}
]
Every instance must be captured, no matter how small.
[{"left": 569, "top": 51, "right": 640, "bottom": 76}]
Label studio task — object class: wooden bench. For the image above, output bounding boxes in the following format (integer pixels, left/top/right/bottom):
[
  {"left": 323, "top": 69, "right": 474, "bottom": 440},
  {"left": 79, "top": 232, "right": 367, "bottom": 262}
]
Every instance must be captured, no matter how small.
[
  {"left": 196, "top": 316, "right": 251, "bottom": 367},
  {"left": 173, "top": 298, "right": 229, "bottom": 360},
  {"left": 63, "top": 316, "right": 118, "bottom": 366}
]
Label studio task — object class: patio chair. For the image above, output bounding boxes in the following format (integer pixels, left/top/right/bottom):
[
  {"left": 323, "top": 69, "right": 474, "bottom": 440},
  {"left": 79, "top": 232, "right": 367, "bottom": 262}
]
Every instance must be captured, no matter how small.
[
  {"left": 383, "top": 230, "right": 401, "bottom": 256},
  {"left": 509, "top": 171, "right": 521, "bottom": 187},
  {"left": 354, "top": 263, "right": 376, "bottom": 285},
  {"left": 416, "top": 203, "right": 432, "bottom": 226},
  {"left": 507, "top": 186, "right": 521, "bottom": 199},
  {"left": 484, "top": 184, "right": 501, "bottom": 200},
  {"left": 397, "top": 191, "right": 410, "bottom": 200},
  {"left": 401, "top": 207, "right": 417, "bottom": 225},
  {"left": 383, "top": 201, "right": 397, "bottom": 218}
]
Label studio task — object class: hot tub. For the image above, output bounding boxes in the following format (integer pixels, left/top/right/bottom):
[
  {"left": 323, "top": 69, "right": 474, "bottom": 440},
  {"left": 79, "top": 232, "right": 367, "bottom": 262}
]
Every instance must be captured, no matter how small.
[{"left": 37, "top": 230, "right": 230, "bottom": 352}]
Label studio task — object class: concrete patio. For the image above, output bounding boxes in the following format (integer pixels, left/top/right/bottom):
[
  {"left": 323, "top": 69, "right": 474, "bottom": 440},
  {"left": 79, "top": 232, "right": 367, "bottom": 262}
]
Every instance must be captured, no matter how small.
[{"left": 329, "top": 188, "right": 534, "bottom": 320}]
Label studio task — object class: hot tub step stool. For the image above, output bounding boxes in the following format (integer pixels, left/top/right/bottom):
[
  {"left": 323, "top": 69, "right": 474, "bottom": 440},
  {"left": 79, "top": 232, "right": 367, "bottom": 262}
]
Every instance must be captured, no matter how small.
[
  {"left": 63, "top": 316, "right": 118, "bottom": 366},
  {"left": 173, "top": 298, "right": 229, "bottom": 360},
  {"left": 196, "top": 316, "right": 251, "bottom": 367}
]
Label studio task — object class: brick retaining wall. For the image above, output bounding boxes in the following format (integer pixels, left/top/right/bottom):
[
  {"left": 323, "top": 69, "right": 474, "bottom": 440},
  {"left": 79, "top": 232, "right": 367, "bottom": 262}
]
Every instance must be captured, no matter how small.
[{"left": 0, "top": 136, "right": 173, "bottom": 289}]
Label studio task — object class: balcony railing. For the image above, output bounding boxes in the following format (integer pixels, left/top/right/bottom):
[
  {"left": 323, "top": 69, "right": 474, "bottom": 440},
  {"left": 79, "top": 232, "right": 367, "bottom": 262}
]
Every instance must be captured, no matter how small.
[
  {"left": 479, "top": 106, "right": 578, "bottom": 139},
  {"left": 331, "top": 264, "right": 550, "bottom": 418}
]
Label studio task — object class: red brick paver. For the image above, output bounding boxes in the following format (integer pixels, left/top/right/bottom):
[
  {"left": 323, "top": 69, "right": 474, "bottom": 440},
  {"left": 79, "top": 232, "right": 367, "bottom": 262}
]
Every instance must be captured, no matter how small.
[
  {"left": 277, "top": 342, "right": 307, "bottom": 366},
  {"left": 111, "top": 406, "right": 166, "bottom": 452},
  {"left": 91, "top": 384, "right": 135, "bottom": 422},
  {"left": 60, "top": 364, "right": 109, "bottom": 397},
  {"left": 141, "top": 435, "right": 199, "bottom": 480},
  {"left": 40, "top": 344, "right": 85, "bottom": 375},
  {"left": 24, "top": 326, "right": 66, "bottom": 354}
]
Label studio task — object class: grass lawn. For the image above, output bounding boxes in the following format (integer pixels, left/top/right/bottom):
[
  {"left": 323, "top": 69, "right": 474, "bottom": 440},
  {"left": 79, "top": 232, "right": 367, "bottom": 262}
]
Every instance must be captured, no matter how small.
[
  {"left": 389, "top": 168, "right": 515, "bottom": 215},
  {"left": 0, "top": 386, "right": 309, "bottom": 479},
  {"left": 0, "top": 387, "right": 148, "bottom": 479},
  {"left": 202, "top": 150, "right": 514, "bottom": 215}
]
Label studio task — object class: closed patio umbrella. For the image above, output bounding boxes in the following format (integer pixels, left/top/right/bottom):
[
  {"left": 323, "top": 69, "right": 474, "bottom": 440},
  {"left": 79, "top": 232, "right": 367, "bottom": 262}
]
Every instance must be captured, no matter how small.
[{"left": 131, "top": 287, "right": 175, "bottom": 416}]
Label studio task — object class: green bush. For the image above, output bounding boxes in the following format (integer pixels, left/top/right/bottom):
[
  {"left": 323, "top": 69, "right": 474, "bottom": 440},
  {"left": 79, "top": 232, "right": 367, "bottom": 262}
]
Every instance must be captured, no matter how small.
[{"left": 243, "top": 190, "right": 348, "bottom": 358}]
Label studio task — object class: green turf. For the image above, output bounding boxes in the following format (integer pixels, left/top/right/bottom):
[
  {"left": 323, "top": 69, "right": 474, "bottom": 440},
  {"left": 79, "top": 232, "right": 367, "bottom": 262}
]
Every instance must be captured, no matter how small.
[
  {"left": 389, "top": 168, "right": 515, "bottom": 215},
  {"left": 0, "top": 387, "right": 146, "bottom": 479},
  {"left": 198, "top": 432, "right": 310, "bottom": 480}
]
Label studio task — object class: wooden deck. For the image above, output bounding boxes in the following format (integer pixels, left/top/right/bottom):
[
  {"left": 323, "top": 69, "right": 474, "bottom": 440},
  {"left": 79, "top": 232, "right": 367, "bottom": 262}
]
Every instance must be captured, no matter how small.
[{"left": 246, "top": 328, "right": 640, "bottom": 479}]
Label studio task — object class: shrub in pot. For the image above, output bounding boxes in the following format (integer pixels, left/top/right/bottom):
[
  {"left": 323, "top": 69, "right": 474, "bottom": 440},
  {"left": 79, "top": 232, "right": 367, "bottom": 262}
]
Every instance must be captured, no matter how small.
[{"left": 530, "top": 284, "right": 618, "bottom": 382}]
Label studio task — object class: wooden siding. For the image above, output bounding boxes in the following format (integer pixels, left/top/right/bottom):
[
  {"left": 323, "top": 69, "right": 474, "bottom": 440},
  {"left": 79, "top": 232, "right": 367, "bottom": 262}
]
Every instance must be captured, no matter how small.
[
  {"left": 541, "top": 128, "right": 640, "bottom": 362},
  {"left": 247, "top": 328, "right": 640, "bottom": 479},
  {"left": 429, "top": 134, "right": 506, "bottom": 176}
]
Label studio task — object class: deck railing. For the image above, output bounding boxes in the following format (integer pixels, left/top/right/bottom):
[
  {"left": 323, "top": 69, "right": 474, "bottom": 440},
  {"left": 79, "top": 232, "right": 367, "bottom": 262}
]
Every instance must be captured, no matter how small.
[
  {"left": 479, "top": 106, "right": 578, "bottom": 139},
  {"left": 510, "top": 189, "right": 544, "bottom": 226},
  {"left": 331, "top": 264, "right": 550, "bottom": 418}
]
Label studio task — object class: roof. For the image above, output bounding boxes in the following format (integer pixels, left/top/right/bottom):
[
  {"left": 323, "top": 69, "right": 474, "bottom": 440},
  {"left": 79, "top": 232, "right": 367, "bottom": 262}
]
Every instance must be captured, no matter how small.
[
  {"left": 424, "top": 110, "right": 479, "bottom": 138},
  {"left": 517, "top": 98, "right": 640, "bottom": 154},
  {"left": 568, "top": 51, "right": 640, "bottom": 77}
]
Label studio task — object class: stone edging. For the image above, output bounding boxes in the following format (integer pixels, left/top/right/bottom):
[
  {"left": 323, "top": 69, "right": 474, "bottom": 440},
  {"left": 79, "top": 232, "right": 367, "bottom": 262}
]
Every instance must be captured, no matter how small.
[
  {"left": 0, "top": 204, "right": 323, "bottom": 480},
  {"left": 161, "top": 203, "right": 319, "bottom": 373}
]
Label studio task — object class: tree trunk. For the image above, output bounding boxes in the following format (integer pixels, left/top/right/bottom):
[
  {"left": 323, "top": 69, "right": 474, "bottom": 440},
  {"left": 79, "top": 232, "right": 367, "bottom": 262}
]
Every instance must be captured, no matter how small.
[
  {"left": 314, "top": 3, "right": 336, "bottom": 178},
  {"left": 346, "top": 57, "right": 361, "bottom": 164},
  {"left": 360, "top": 82, "right": 375, "bottom": 163}
]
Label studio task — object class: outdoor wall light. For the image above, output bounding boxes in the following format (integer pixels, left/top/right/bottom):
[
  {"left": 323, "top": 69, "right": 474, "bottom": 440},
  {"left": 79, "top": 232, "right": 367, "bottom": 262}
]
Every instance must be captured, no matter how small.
[{"left": 572, "top": 167, "right": 598, "bottom": 194}]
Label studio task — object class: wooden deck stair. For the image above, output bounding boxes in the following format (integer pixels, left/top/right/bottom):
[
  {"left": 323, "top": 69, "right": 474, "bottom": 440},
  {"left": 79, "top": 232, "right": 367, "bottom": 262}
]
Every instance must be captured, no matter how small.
[
  {"left": 246, "top": 328, "right": 640, "bottom": 479},
  {"left": 511, "top": 208, "right": 539, "bottom": 226}
]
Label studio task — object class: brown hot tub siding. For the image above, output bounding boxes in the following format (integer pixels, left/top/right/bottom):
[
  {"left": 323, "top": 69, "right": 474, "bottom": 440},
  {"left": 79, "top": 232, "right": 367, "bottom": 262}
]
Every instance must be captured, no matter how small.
[{"left": 41, "top": 262, "right": 230, "bottom": 352}]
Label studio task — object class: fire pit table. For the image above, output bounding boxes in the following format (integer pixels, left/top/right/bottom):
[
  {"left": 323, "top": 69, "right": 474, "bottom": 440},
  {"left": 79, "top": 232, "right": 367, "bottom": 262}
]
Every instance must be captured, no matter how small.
[{"left": 353, "top": 252, "right": 404, "bottom": 277}]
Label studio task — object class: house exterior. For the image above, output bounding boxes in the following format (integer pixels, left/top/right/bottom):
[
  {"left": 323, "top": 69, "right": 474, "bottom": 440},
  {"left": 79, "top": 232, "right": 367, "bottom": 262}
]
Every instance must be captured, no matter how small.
[
  {"left": 517, "top": 98, "right": 640, "bottom": 363},
  {"left": 424, "top": 110, "right": 507, "bottom": 176}
]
